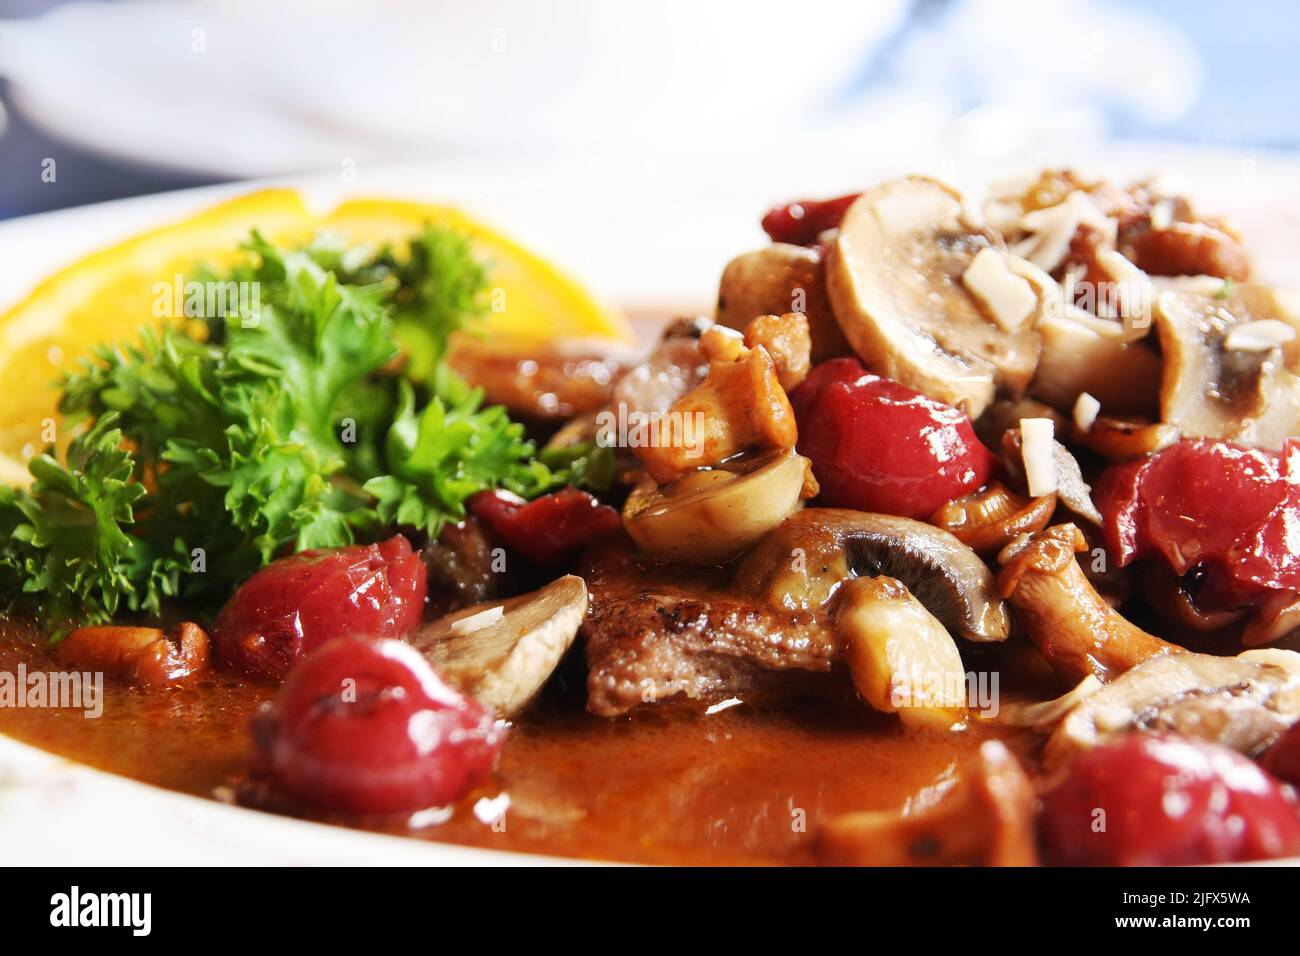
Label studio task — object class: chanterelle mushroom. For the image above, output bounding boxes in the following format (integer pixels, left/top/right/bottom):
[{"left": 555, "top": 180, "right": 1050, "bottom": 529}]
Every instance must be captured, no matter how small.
[
  {"left": 997, "top": 524, "right": 1180, "bottom": 684},
  {"left": 815, "top": 740, "right": 1038, "bottom": 866},
  {"left": 1044, "top": 649, "right": 1300, "bottom": 769},
  {"left": 735, "top": 508, "right": 1010, "bottom": 643},
  {"left": 826, "top": 177, "right": 1043, "bottom": 418},
  {"left": 411, "top": 575, "right": 587, "bottom": 717}
]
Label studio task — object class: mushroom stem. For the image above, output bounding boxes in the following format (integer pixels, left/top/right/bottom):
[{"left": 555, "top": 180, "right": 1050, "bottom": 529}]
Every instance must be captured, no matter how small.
[
  {"left": 838, "top": 576, "right": 968, "bottom": 729},
  {"left": 996, "top": 524, "right": 1179, "bottom": 684}
]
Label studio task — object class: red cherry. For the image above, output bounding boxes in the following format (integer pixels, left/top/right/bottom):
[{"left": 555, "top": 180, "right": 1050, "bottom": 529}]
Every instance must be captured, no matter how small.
[
  {"left": 213, "top": 535, "right": 427, "bottom": 680},
  {"left": 760, "top": 192, "right": 861, "bottom": 246},
  {"left": 469, "top": 487, "right": 622, "bottom": 567},
  {"left": 1262, "top": 722, "right": 1300, "bottom": 788},
  {"left": 253, "top": 637, "right": 503, "bottom": 814},
  {"left": 1095, "top": 439, "right": 1300, "bottom": 609},
  {"left": 791, "top": 358, "right": 994, "bottom": 519},
  {"left": 1038, "top": 734, "right": 1300, "bottom": 866}
]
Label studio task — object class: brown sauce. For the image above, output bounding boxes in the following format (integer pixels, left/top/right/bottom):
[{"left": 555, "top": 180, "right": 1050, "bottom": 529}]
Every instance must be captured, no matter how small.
[{"left": 0, "top": 617, "right": 1045, "bottom": 865}]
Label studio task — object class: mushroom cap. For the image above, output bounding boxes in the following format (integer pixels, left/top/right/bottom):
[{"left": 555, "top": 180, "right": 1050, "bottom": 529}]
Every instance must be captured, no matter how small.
[
  {"left": 622, "top": 448, "right": 810, "bottom": 564},
  {"left": 735, "top": 507, "right": 1010, "bottom": 643},
  {"left": 412, "top": 575, "right": 588, "bottom": 717},
  {"left": 826, "top": 177, "right": 1041, "bottom": 418},
  {"left": 715, "top": 244, "right": 848, "bottom": 363}
]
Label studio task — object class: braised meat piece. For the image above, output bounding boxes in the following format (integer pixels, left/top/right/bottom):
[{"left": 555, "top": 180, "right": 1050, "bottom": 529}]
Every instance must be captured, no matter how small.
[{"left": 580, "top": 537, "right": 837, "bottom": 716}]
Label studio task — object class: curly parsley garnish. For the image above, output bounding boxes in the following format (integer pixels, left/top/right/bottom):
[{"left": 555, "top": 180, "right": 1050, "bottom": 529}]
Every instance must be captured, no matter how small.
[{"left": 0, "top": 226, "right": 605, "bottom": 630}]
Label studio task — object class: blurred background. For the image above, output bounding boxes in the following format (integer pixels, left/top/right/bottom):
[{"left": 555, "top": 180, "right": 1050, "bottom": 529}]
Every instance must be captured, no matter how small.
[{"left": 0, "top": 0, "right": 1295, "bottom": 220}]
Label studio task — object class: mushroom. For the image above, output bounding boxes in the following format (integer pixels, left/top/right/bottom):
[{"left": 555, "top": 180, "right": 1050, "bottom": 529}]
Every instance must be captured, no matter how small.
[
  {"left": 59, "top": 622, "right": 210, "bottom": 686},
  {"left": 825, "top": 177, "right": 1042, "bottom": 418},
  {"left": 928, "top": 481, "right": 1056, "bottom": 559},
  {"left": 1029, "top": 311, "right": 1162, "bottom": 416},
  {"left": 1044, "top": 648, "right": 1300, "bottom": 768},
  {"left": 1243, "top": 589, "right": 1300, "bottom": 647},
  {"left": 742, "top": 312, "right": 812, "bottom": 391},
  {"left": 999, "top": 425, "right": 1102, "bottom": 526},
  {"left": 1069, "top": 413, "right": 1180, "bottom": 460},
  {"left": 631, "top": 326, "right": 797, "bottom": 484},
  {"left": 1154, "top": 288, "right": 1300, "bottom": 450},
  {"left": 815, "top": 740, "right": 1038, "bottom": 866},
  {"left": 996, "top": 524, "right": 1181, "bottom": 684},
  {"left": 715, "top": 243, "right": 848, "bottom": 363},
  {"left": 621, "top": 448, "right": 814, "bottom": 564},
  {"left": 411, "top": 575, "right": 588, "bottom": 717},
  {"left": 735, "top": 508, "right": 1010, "bottom": 643},
  {"left": 838, "top": 576, "right": 969, "bottom": 729},
  {"left": 993, "top": 674, "right": 1104, "bottom": 732}
]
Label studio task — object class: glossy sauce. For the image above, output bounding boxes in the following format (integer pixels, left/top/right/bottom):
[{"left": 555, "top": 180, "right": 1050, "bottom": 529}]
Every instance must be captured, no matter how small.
[{"left": 0, "top": 618, "right": 1044, "bottom": 865}]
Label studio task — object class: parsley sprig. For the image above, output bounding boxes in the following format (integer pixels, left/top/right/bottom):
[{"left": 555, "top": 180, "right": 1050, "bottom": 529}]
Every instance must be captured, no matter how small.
[{"left": 0, "top": 225, "right": 608, "bottom": 630}]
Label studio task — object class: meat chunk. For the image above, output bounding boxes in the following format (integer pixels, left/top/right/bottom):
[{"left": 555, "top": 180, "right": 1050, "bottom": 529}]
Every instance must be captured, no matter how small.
[
  {"left": 448, "top": 340, "right": 624, "bottom": 421},
  {"left": 581, "top": 538, "right": 837, "bottom": 716}
]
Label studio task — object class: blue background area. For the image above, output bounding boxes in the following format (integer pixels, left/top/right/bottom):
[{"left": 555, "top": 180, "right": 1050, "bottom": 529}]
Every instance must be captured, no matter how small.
[
  {"left": 1109, "top": 0, "right": 1300, "bottom": 148},
  {"left": 0, "top": 0, "right": 1297, "bottom": 220}
]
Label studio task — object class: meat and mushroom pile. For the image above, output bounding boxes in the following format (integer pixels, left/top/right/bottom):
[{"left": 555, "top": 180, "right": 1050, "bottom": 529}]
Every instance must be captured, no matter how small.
[
  {"left": 56, "top": 169, "right": 1300, "bottom": 866},
  {"left": 574, "top": 169, "right": 1300, "bottom": 866}
]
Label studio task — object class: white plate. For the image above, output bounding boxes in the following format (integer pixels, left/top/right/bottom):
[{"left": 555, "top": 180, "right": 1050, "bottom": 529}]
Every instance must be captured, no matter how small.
[{"left": 2, "top": 152, "right": 1299, "bottom": 864}]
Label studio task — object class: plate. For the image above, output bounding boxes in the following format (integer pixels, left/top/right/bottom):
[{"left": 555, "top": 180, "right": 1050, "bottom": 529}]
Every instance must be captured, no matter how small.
[{"left": 2, "top": 153, "right": 1299, "bottom": 864}]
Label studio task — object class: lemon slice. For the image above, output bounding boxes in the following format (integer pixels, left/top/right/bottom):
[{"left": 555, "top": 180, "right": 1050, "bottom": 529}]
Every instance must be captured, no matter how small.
[
  {"left": 0, "top": 189, "right": 315, "bottom": 483},
  {"left": 0, "top": 191, "right": 630, "bottom": 485}
]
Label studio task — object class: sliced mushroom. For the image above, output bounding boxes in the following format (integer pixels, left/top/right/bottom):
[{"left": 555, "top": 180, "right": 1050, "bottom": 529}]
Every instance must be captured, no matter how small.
[
  {"left": 815, "top": 740, "right": 1038, "bottom": 866},
  {"left": 715, "top": 243, "right": 848, "bottom": 363},
  {"left": 411, "top": 575, "right": 588, "bottom": 717},
  {"left": 929, "top": 482, "right": 1056, "bottom": 558},
  {"left": 993, "top": 674, "right": 1103, "bottom": 732},
  {"left": 1000, "top": 427, "right": 1102, "bottom": 526},
  {"left": 826, "top": 177, "right": 1042, "bottom": 418},
  {"left": 1135, "top": 563, "right": 1248, "bottom": 633},
  {"left": 1154, "top": 288, "right": 1300, "bottom": 450},
  {"left": 1044, "top": 649, "right": 1300, "bottom": 769},
  {"left": 59, "top": 622, "right": 210, "bottom": 686},
  {"left": 622, "top": 448, "right": 814, "bottom": 563},
  {"left": 838, "top": 576, "right": 968, "bottom": 728},
  {"left": 735, "top": 508, "right": 1010, "bottom": 643},
  {"left": 997, "top": 524, "right": 1180, "bottom": 684},
  {"left": 1029, "top": 311, "right": 1161, "bottom": 416}
]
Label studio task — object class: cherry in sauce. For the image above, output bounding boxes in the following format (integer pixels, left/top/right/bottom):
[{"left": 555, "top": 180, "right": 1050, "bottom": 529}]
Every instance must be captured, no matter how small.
[
  {"left": 1038, "top": 734, "right": 1300, "bottom": 866},
  {"left": 791, "top": 357, "right": 994, "bottom": 519},
  {"left": 212, "top": 535, "right": 427, "bottom": 681},
  {"left": 253, "top": 636, "right": 503, "bottom": 815}
]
